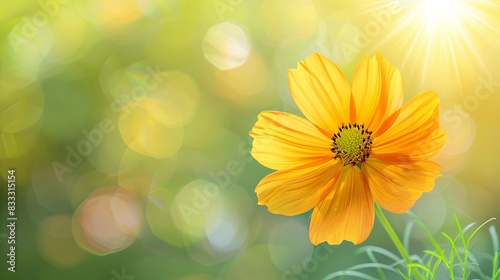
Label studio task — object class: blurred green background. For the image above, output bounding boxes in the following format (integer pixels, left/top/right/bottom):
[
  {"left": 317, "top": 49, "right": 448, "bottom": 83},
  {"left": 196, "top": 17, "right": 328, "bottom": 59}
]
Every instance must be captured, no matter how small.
[{"left": 1, "top": 0, "right": 499, "bottom": 279}]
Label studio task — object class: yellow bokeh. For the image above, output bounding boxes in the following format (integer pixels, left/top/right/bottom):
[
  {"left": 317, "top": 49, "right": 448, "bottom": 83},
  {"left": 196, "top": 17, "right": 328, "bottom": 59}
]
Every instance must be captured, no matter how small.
[{"left": 118, "top": 102, "right": 184, "bottom": 159}]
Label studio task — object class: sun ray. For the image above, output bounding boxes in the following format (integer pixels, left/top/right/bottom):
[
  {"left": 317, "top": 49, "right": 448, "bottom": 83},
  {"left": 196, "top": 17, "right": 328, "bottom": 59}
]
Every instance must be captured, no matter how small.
[
  {"left": 353, "top": 0, "right": 500, "bottom": 97},
  {"left": 420, "top": 34, "right": 433, "bottom": 90},
  {"left": 455, "top": 26, "right": 489, "bottom": 73},
  {"left": 444, "top": 29, "right": 464, "bottom": 95}
]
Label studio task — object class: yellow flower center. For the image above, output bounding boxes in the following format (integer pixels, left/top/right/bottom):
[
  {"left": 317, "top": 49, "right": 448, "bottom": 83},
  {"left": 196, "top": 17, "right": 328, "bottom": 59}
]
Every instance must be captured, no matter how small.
[{"left": 331, "top": 123, "right": 373, "bottom": 166}]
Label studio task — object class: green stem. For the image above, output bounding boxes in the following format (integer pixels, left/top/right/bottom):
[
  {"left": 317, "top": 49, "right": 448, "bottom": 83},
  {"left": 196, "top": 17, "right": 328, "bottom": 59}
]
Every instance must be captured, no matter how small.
[{"left": 375, "top": 203, "right": 424, "bottom": 280}]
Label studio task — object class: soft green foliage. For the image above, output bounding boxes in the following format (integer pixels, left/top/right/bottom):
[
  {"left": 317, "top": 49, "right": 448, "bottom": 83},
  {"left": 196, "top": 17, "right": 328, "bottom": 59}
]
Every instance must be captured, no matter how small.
[{"left": 325, "top": 212, "right": 498, "bottom": 280}]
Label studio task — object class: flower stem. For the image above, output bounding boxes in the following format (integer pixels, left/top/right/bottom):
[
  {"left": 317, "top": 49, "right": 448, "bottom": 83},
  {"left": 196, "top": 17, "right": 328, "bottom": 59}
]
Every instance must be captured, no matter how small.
[{"left": 375, "top": 203, "right": 424, "bottom": 280}]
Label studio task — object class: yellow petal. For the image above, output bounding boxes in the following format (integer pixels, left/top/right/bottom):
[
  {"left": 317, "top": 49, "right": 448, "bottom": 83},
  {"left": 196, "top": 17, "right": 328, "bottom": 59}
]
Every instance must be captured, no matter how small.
[
  {"left": 369, "top": 52, "right": 404, "bottom": 136},
  {"left": 309, "top": 166, "right": 374, "bottom": 245},
  {"left": 371, "top": 91, "right": 447, "bottom": 164},
  {"left": 288, "top": 53, "right": 351, "bottom": 135},
  {"left": 256, "top": 159, "right": 343, "bottom": 216},
  {"left": 363, "top": 158, "right": 441, "bottom": 214},
  {"left": 250, "top": 111, "right": 333, "bottom": 170},
  {"left": 351, "top": 55, "right": 382, "bottom": 128}
]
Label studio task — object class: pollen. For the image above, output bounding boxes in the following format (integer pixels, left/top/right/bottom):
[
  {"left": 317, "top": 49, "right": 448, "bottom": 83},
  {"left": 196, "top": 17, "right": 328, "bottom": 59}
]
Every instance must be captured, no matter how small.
[{"left": 331, "top": 123, "right": 373, "bottom": 166}]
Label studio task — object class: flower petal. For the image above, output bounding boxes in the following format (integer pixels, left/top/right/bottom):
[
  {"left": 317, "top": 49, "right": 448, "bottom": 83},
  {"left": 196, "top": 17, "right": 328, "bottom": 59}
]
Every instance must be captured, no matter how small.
[
  {"left": 369, "top": 52, "right": 404, "bottom": 136},
  {"left": 309, "top": 166, "right": 374, "bottom": 245},
  {"left": 351, "top": 54, "right": 382, "bottom": 128},
  {"left": 256, "top": 159, "right": 343, "bottom": 216},
  {"left": 250, "top": 111, "right": 333, "bottom": 170},
  {"left": 371, "top": 91, "right": 447, "bottom": 164},
  {"left": 363, "top": 158, "right": 441, "bottom": 214},
  {"left": 288, "top": 53, "right": 351, "bottom": 135}
]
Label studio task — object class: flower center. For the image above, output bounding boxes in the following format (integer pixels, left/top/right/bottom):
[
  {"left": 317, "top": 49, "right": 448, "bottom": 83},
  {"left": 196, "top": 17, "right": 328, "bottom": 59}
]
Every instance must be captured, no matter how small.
[{"left": 331, "top": 123, "right": 373, "bottom": 166}]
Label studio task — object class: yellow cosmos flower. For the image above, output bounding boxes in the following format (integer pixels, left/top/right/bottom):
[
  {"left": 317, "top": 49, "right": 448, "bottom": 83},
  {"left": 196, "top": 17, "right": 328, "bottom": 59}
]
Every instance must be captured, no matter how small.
[{"left": 249, "top": 53, "right": 447, "bottom": 245}]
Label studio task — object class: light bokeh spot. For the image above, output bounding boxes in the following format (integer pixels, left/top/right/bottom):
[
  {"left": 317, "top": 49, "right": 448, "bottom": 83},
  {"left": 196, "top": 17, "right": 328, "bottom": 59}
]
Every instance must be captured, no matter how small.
[
  {"left": 72, "top": 187, "right": 143, "bottom": 255},
  {"left": 202, "top": 22, "right": 251, "bottom": 71},
  {"left": 118, "top": 102, "right": 184, "bottom": 158},
  {"left": 37, "top": 215, "right": 87, "bottom": 268},
  {"left": 75, "top": 0, "right": 143, "bottom": 29}
]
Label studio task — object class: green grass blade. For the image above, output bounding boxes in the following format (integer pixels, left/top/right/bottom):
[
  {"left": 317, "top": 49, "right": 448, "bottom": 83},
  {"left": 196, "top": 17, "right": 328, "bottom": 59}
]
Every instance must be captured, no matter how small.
[
  {"left": 396, "top": 268, "right": 410, "bottom": 280},
  {"left": 403, "top": 220, "right": 414, "bottom": 251},
  {"left": 454, "top": 214, "right": 467, "bottom": 250},
  {"left": 431, "top": 257, "right": 442, "bottom": 277},
  {"left": 466, "top": 251, "right": 486, "bottom": 279},
  {"left": 365, "top": 248, "right": 388, "bottom": 280},
  {"left": 347, "top": 263, "right": 399, "bottom": 274},
  {"left": 464, "top": 218, "right": 496, "bottom": 278},
  {"left": 407, "top": 211, "right": 444, "bottom": 255},
  {"left": 355, "top": 245, "right": 401, "bottom": 262},
  {"left": 461, "top": 222, "right": 477, "bottom": 236},
  {"left": 376, "top": 205, "right": 423, "bottom": 279},
  {"left": 493, "top": 253, "right": 499, "bottom": 279},
  {"left": 489, "top": 225, "right": 499, "bottom": 253},
  {"left": 441, "top": 232, "right": 461, "bottom": 265},
  {"left": 408, "top": 263, "right": 434, "bottom": 277},
  {"left": 424, "top": 250, "right": 447, "bottom": 263},
  {"left": 321, "top": 270, "right": 380, "bottom": 280},
  {"left": 453, "top": 214, "right": 470, "bottom": 279},
  {"left": 467, "top": 218, "right": 496, "bottom": 247}
]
